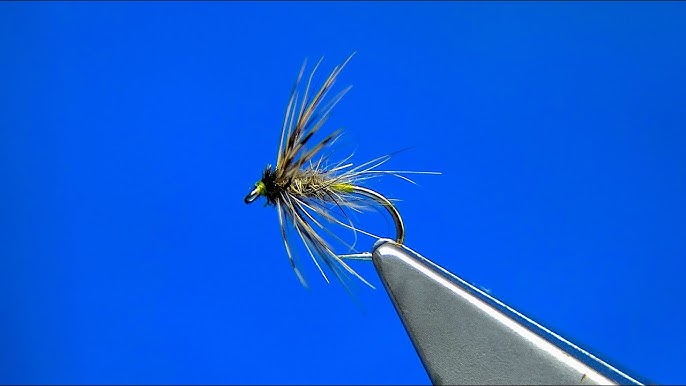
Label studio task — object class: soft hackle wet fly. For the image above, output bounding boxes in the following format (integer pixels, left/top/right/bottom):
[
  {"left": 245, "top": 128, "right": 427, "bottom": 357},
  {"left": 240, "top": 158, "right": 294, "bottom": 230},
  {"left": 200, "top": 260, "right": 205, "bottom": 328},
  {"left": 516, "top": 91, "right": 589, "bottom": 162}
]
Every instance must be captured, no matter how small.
[{"left": 244, "top": 53, "right": 438, "bottom": 289}]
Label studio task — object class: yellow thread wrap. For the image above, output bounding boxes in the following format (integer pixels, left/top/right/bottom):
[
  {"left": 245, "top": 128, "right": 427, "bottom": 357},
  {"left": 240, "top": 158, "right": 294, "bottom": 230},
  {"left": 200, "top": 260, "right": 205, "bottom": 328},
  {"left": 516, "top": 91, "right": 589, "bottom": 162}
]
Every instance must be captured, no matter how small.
[
  {"left": 255, "top": 181, "right": 267, "bottom": 195},
  {"left": 331, "top": 182, "right": 355, "bottom": 193}
]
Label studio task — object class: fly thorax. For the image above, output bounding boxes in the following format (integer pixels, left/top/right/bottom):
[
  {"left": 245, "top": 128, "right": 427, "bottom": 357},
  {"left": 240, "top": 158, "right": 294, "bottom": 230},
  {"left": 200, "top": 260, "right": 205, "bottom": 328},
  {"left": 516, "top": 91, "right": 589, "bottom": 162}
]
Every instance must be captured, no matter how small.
[{"left": 288, "top": 170, "right": 329, "bottom": 199}]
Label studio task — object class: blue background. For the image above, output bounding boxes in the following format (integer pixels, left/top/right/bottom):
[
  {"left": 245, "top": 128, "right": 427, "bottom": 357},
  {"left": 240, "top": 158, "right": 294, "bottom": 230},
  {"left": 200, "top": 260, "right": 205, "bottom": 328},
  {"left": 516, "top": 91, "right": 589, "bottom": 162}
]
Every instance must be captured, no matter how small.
[{"left": 1, "top": 2, "right": 685, "bottom": 384}]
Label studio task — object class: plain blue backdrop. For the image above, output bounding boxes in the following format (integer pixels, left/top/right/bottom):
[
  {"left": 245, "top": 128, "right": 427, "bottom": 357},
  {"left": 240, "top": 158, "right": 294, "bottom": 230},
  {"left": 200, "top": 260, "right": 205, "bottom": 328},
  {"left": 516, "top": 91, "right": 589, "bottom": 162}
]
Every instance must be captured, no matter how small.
[{"left": 1, "top": 1, "right": 685, "bottom": 384}]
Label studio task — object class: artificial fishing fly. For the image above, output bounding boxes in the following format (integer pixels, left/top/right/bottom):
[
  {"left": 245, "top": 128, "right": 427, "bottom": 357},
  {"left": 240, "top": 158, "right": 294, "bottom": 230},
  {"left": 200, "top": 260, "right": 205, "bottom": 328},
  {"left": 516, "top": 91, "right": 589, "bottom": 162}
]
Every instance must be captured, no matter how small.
[{"left": 244, "top": 53, "right": 439, "bottom": 289}]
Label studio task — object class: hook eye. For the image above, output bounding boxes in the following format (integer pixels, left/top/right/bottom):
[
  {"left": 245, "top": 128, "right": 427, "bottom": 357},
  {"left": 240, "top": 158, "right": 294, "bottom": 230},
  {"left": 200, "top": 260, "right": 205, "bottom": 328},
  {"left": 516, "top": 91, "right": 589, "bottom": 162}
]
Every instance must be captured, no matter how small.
[{"left": 244, "top": 187, "right": 261, "bottom": 204}]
